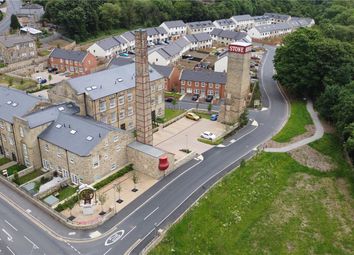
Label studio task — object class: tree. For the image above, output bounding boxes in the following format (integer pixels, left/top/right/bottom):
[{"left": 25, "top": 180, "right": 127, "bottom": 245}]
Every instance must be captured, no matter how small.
[
  {"left": 132, "top": 172, "right": 139, "bottom": 192},
  {"left": 13, "top": 171, "right": 19, "bottom": 184},
  {"left": 10, "top": 15, "right": 20, "bottom": 31},
  {"left": 208, "top": 103, "right": 212, "bottom": 113},
  {"left": 98, "top": 193, "right": 107, "bottom": 214},
  {"left": 239, "top": 109, "right": 249, "bottom": 127},
  {"left": 115, "top": 184, "right": 123, "bottom": 203},
  {"left": 48, "top": 74, "right": 52, "bottom": 84},
  {"left": 172, "top": 98, "right": 177, "bottom": 109},
  {"left": 99, "top": 3, "right": 121, "bottom": 30}
]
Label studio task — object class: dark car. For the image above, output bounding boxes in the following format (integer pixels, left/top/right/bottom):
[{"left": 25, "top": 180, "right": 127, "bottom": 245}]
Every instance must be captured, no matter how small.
[
  {"left": 191, "top": 94, "right": 199, "bottom": 101},
  {"left": 206, "top": 95, "right": 213, "bottom": 102},
  {"left": 165, "top": 97, "right": 174, "bottom": 103},
  {"left": 39, "top": 78, "right": 47, "bottom": 84},
  {"left": 48, "top": 67, "right": 58, "bottom": 73}
]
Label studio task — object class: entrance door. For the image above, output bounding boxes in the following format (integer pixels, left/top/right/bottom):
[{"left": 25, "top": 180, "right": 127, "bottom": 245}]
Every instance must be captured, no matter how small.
[
  {"left": 0, "top": 146, "right": 3, "bottom": 155},
  {"left": 120, "top": 123, "right": 126, "bottom": 130},
  {"left": 151, "top": 110, "right": 156, "bottom": 122},
  {"left": 11, "top": 152, "right": 16, "bottom": 162},
  {"left": 62, "top": 169, "right": 69, "bottom": 179}
]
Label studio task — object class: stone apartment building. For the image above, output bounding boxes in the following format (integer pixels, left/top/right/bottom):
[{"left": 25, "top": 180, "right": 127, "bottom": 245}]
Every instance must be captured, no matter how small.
[
  {"left": 38, "top": 113, "right": 133, "bottom": 184},
  {"left": 0, "top": 34, "right": 37, "bottom": 64},
  {"left": 186, "top": 20, "right": 215, "bottom": 34},
  {"left": 48, "top": 62, "right": 165, "bottom": 130},
  {"left": 48, "top": 48, "right": 98, "bottom": 76},
  {"left": 179, "top": 69, "right": 227, "bottom": 100}
]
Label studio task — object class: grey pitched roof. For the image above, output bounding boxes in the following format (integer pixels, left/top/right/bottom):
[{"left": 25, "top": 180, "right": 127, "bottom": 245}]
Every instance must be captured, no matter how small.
[
  {"left": 161, "top": 20, "right": 186, "bottom": 29},
  {"left": 0, "top": 34, "right": 34, "bottom": 48},
  {"left": 49, "top": 48, "right": 87, "bottom": 62},
  {"left": 112, "top": 35, "right": 128, "bottom": 45},
  {"left": 151, "top": 64, "right": 173, "bottom": 78},
  {"left": 121, "top": 31, "right": 135, "bottom": 43},
  {"left": 255, "top": 23, "right": 292, "bottom": 33},
  {"left": 231, "top": 14, "right": 253, "bottom": 22},
  {"left": 288, "top": 17, "right": 314, "bottom": 28},
  {"left": 264, "top": 13, "right": 291, "bottom": 21},
  {"left": 156, "top": 43, "right": 182, "bottom": 59},
  {"left": 185, "top": 33, "right": 211, "bottom": 43},
  {"left": 214, "top": 19, "right": 235, "bottom": 26},
  {"left": 68, "top": 62, "right": 163, "bottom": 100},
  {"left": 186, "top": 20, "right": 215, "bottom": 29},
  {"left": 20, "top": 3, "right": 43, "bottom": 10},
  {"left": 108, "top": 57, "right": 135, "bottom": 68},
  {"left": 0, "top": 87, "right": 42, "bottom": 124},
  {"left": 210, "top": 28, "right": 223, "bottom": 36},
  {"left": 180, "top": 69, "right": 227, "bottom": 84},
  {"left": 253, "top": 15, "right": 269, "bottom": 22},
  {"left": 174, "top": 37, "right": 190, "bottom": 48},
  {"left": 128, "top": 141, "right": 165, "bottom": 158},
  {"left": 23, "top": 102, "right": 80, "bottom": 128},
  {"left": 155, "top": 27, "right": 167, "bottom": 34},
  {"left": 211, "top": 28, "right": 248, "bottom": 41},
  {"left": 96, "top": 37, "right": 121, "bottom": 51},
  {"left": 39, "top": 113, "right": 120, "bottom": 156}
]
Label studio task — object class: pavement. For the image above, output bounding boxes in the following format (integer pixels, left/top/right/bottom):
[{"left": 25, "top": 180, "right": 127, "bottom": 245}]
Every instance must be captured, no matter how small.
[
  {"left": 0, "top": 45, "right": 289, "bottom": 255},
  {"left": 0, "top": 0, "right": 21, "bottom": 35},
  {"left": 264, "top": 101, "right": 324, "bottom": 152}
]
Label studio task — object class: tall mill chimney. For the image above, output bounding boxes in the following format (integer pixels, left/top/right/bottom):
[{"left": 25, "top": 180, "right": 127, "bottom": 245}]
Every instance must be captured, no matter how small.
[{"left": 135, "top": 29, "right": 153, "bottom": 145}]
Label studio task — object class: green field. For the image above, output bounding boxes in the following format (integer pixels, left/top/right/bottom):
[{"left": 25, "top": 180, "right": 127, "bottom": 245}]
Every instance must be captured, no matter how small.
[
  {"left": 151, "top": 134, "right": 354, "bottom": 255},
  {"left": 273, "top": 100, "right": 313, "bottom": 143}
]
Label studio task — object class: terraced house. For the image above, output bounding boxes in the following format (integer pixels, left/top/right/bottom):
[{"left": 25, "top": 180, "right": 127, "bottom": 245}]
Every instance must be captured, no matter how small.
[
  {"left": 0, "top": 34, "right": 37, "bottom": 64},
  {"left": 48, "top": 62, "right": 165, "bottom": 130}
]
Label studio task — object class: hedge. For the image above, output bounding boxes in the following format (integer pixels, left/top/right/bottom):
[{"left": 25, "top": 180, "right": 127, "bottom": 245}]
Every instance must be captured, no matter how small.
[
  {"left": 55, "top": 196, "right": 78, "bottom": 212},
  {"left": 197, "top": 137, "right": 224, "bottom": 145},
  {"left": 93, "top": 164, "right": 133, "bottom": 190}
]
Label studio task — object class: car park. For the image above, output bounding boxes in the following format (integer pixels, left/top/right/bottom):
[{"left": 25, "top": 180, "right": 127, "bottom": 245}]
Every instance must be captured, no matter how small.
[
  {"left": 200, "top": 131, "right": 216, "bottom": 140},
  {"left": 191, "top": 94, "right": 199, "bottom": 101},
  {"left": 186, "top": 112, "right": 200, "bottom": 121}
]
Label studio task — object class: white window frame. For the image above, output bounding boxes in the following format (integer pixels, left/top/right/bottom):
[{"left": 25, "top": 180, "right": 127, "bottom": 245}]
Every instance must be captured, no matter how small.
[
  {"left": 99, "top": 100, "right": 106, "bottom": 112},
  {"left": 127, "top": 93, "right": 133, "bottom": 102},
  {"left": 119, "top": 110, "right": 125, "bottom": 120},
  {"left": 118, "top": 96, "right": 125, "bottom": 106},
  {"left": 19, "top": 127, "right": 24, "bottom": 138},
  {"left": 127, "top": 106, "right": 133, "bottom": 116},
  {"left": 111, "top": 112, "right": 117, "bottom": 123},
  {"left": 109, "top": 98, "right": 116, "bottom": 108}
]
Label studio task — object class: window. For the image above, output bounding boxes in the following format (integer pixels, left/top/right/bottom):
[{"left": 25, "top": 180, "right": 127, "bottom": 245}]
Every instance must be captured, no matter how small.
[
  {"left": 151, "top": 85, "right": 155, "bottom": 92},
  {"left": 111, "top": 112, "right": 117, "bottom": 123},
  {"left": 92, "top": 155, "right": 99, "bottom": 168},
  {"left": 110, "top": 98, "right": 116, "bottom": 108},
  {"left": 101, "top": 116, "right": 108, "bottom": 124},
  {"left": 115, "top": 145, "right": 121, "bottom": 151},
  {"left": 6, "top": 123, "right": 12, "bottom": 132},
  {"left": 186, "top": 88, "right": 192, "bottom": 93},
  {"left": 215, "top": 84, "right": 220, "bottom": 89},
  {"left": 113, "top": 135, "right": 119, "bottom": 142},
  {"left": 104, "top": 154, "right": 108, "bottom": 160},
  {"left": 128, "top": 122, "right": 134, "bottom": 130},
  {"left": 99, "top": 100, "right": 106, "bottom": 112},
  {"left": 19, "top": 127, "right": 24, "bottom": 137},
  {"left": 181, "top": 80, "right": 185, "bottom": 85},
  {"left": 70, "top": 173, "right": 79, "bottom": 185},
  {"left": 44, "top": 144, "right": 49, "bottom": 152},
  {"left": 128, "top": 106, "right": 133, "bottom": 116},
  {"left": 201, "top": 82, "right": 206, "bottom": 87},
  {"left": 194, "top": 89, "right": 200, "bottom": 94},
  {"left": 118, "top": 96, "right": 125, "bottom": 105},
  {"left": 111, "top": 163, "right": 117, "bottom": 170},
  {"left": 209, "top": 83, "right": 213, "bottom": 88},
  {"left": 127, "top": 93, "right": 133, "bottom": 102},
  {"left": 70, "top": 158, "right": 74, "bottom": 164},
  {"left": 157, "top": 95, "right": 162, "bottom": 104},
  {"left": 187, "top": 81, "right": 192, "bottom": 86},
  {"left": 195, "top": 82, "right": 199, "bottom": 87},
  {"left": 22, "top": 143, "right": 28, "bottom": 156},
  {"left": 119, "top": 110, "right": 125, "bottom": 120},
  {"left": 43, "top": 159, "right": 50, "bottom": 170},
  {"left": 158, "top": 83, "right": 163, "bottom": 91},
  {"left": 208, "top": 90, "right": 214, "bottom": 95}
]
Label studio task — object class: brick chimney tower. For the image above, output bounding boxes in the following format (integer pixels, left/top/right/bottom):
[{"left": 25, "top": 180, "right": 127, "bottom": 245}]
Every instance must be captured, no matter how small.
[
  {"left": 219, "top": 42, "right": 252, "bottom": 125},
  {"left": 135, "top": 29, "right": 153, "bottom": 145}
]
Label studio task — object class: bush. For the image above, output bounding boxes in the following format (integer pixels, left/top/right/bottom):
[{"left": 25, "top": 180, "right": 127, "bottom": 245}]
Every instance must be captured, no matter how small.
[
  {"left": 93, "top": 164, "right": 133, "bottom": 190},
  {"left": 13, "top": 171, "right": 19, "bottom": 184},
  {"left": 55, "top": 196, "right": 78, "bottom": 212}
]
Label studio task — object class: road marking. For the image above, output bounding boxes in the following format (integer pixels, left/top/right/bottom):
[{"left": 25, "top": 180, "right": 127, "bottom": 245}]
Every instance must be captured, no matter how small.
[
  {"left": 251, "top": 120, "right": 258, "bottom": 127},
  {"left": 4, "top": 220, "right": 17, "bottom": 232},
  {"left": 103, "top": 248, "right": 112, "bottom": 255},
  {"left": 25, "top": 209, "right": 31, "bottom": 214},
  {"left": 144, "top": 207, "right": 159, "bottom": 221},
  {"left": 224, "top": 124, "right": 258, "bottom": 148},
  {"left": 2, "top": 229, "right": 13, "bottom": 242},
  {"left": 6, "top": 246, "right": 15, "bottom": 255},
  {"left": 261, "top": 107, "right": 268, "bottom": 111},
  {"left": 230, "top": 139, "right": 236, "bottom": 143},
  {"left": 216, "top": 144, "right": 225, "bottom": 148},
  {"left": 89, "top": 231, "right": 101, "bottom": 238},
  {"left": 65, "top": 241, "right": 81, "bottom": 254},
  {"left": 105, "top": 230, "right": 125, "bottom": 246},
  {"left": 24, "top": 236, "right": 39, "bottom": 249},
  {"left": 68, "top": 232, "right": 76, "bottom": 236},
  {"left": 121, "top": 226, "right": 136, "bottom": 241}
]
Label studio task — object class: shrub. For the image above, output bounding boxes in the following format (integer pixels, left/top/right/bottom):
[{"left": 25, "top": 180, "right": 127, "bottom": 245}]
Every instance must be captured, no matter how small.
[
  {"left": 93, "top": 164, "right": 133, "bottom": 190},
  {"left": 55, "top": 196, "right": 78, "bottom": 212},
  {"left": 13, "top": 171, "right": 19, "bottom": 184}
]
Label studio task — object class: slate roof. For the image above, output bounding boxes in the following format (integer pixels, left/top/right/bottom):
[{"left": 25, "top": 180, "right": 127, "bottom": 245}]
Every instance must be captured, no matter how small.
[
  {"left": 0, "top": 87, "right": 42, "bottom": 124},
  {"left": 96, "top": 37, "right": 121, "bottom": 51},
  {"left": 254, "top": 23, "right": 292, "bottom": 33},
  {"left": 214, "top": 19, "right": 235, "bottom": 26},
  {"left": 49, "top": 48, "right": 87, "bottom": 62},
  {"left": 20, "top": 3, "right": 43, "bottom": 10},
  {"left": 68, "top": 62, "right": 163, "bottom": 100},
  {"left": 155, "top": 37, "right": 190, "bottom": 60},
  {"left": 186, "top": 20, "right": 215, "bottom": 29},
  {"left": 161, "top": 20, "right": 186, "bottom": 29},
  {"left": 121, "top": 31, "right": 135, "bottom": 43},
  {"left": 185, "top": 33, "right": 211, "bottom": 43},
  {"left": 180, "top": 69, "right": 227, "bottom": 84},
  {"left": 288, "top": 17, "right": 314, "bottom": 28},
  {"left": 108, "top": 57, "right": 135, "bottom": 68},
  {"left": 0, "top": 34, "right": 34, "bottom": 48},
  {"left": 151, "top": 64, "right": 173, "bottom": 78},
  {"left": 128, "top": 141, "right": 165, "bottom": 158},
  {"left": 112, "top": 35, "right": 127, "bottom": 45},
  {"left": 231, "top": 14, "right": 253, "bottom": 22},
  {"left": 264, "top": 13, "right": 291, "bottom": 21},
  {"left": 145, "top": 27, "right": 167, "bottom": 36},
  {"left": 39, "top": 113, "right": 120, "bottom": 156},
  {"left": 22, "top": 102, "right": 80, "bottom": 128},
  {"left": 253, "top": 15, "right": 270, "bottom": 22},
  {"left": 155, "top": 27, "right": 168, "bottom": 34},
  {"left": 174, "top": 37, "right": 190, "bottom": 48},
  {"left": 211, "top": 28, "right": 249, "bottom": 41}
]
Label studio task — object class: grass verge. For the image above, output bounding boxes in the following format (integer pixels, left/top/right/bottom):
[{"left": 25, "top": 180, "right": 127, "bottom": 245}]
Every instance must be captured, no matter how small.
[
  {"left": 0, "top": 74, "right": 37, "bottom": 91},
  {"left": 151, "top": 134, "right": 353, "bottom": 255},
  {"left": 197, "top": 137, "right": 224, "bottom": 145},
  {"left": 195, "top": 112, "right": 211, "bottom": 119},
  {"left": 157, "top": 109, "right": 185, "bottom": 123},
  {"left": 272, "top": 100, "right": 313, "bottom": 143},
  {"left": 57, "top": 186, "right": 77, "bottom": 201},
  {"left": 0, "top": 157, "right": 11, "bottom": 166},
  {"left": 165, "top": 92, "right": 182, "bottom": 100}
]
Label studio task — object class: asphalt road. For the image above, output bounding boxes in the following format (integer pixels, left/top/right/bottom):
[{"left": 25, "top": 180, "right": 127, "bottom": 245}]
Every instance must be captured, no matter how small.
[
  {"left": 0, "top": 0, "right": 22, "bottom": 34},
  {"left": 0, "top": 45, "right": 288, "bottom": 255}
]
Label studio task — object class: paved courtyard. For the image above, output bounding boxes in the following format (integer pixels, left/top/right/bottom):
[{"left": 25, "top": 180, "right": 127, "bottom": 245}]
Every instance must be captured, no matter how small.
[
  {"left": 153, "top": 117, "right": 226, "bottom": 160},
  {"left": 31, "top": 71, "right": 69, "bottom": 85}
]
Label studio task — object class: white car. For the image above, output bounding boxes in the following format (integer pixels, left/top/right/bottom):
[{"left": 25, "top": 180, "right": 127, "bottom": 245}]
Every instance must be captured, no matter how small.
[{"left": 201, "top": 131, "right": 216, "bottom": 140}]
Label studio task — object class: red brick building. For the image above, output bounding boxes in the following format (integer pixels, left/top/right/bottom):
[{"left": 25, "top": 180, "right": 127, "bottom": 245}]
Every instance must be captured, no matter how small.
[
  {"left": 152, "top": 65, "right": 181, "bottom": 92},
  {"left": 179, "top": 69, "right": 227, "bottom": 99},
  {"left": 48, "top": 48, "right": 97, "bottom": 76}
]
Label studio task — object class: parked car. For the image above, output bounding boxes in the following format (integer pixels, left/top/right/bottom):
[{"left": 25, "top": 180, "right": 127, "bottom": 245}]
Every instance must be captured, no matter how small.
[
  {"left": 186, "top": 112, "right": 200, "bottom": 121},
  {"left": 128, "top": 50, "right": 135, "bottom": 55},
  {"left": 48, "top": 67, "right": 58, "bottom": 73},
  {"left": 200, "top": 131, "right": 216, "bottom": 140},
  {"left": 191, "top": 94, "right": 199, "bottom": 101},
  {"left": 165, "top": 97, "right": 174, "bottom": 103},
  {"left": 38, "top": 78, "right": 47, "bottom": 84},
  {"left": 119, "top": 53, "right": 129, "bottom": 57},
  {"left": 206, "top": 95, "right": 213, "bottom": 102},
  {"left": 210, "top": 114, "right": 218, "bottom": 121}
]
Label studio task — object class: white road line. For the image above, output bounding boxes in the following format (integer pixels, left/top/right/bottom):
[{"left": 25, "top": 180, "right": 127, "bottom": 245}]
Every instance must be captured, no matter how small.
[
  {"left": 4, "top": 220, "right": 17, "bottom": 232},
  {"left": 68, "top": 232, "right": 76, "bottom": 236},
  {"left": 2, "top": 229, "right": 13, "bottom": 242},
  {"left": 225, "top": 125, "right": 258, "bottom": 148},
  {"left": 121, "top": 226, "right": 136, "bottom": 241},
  {"left": 144, "top": 207, "right": 159, "bottom": 221},
  {"left": 6, "top": 246, "right": 15, "bottom": 255},
  {"left": 24, "top": 236, "right": 39, "bottom": 249},
  {"left": 103, "top": 248, "right": 112, "bottom": 255},
  {"left": 230, "top": 139, "right": 236, "bottom": 143}
]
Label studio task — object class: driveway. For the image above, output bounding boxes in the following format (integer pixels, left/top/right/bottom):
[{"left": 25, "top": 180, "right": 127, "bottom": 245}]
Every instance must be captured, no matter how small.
[
  {"left": 31, "top": 71, "right": 69, "bottom": 85},
  {"left": 153, "top": 117, "right": 225, "bottom": 160}
]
